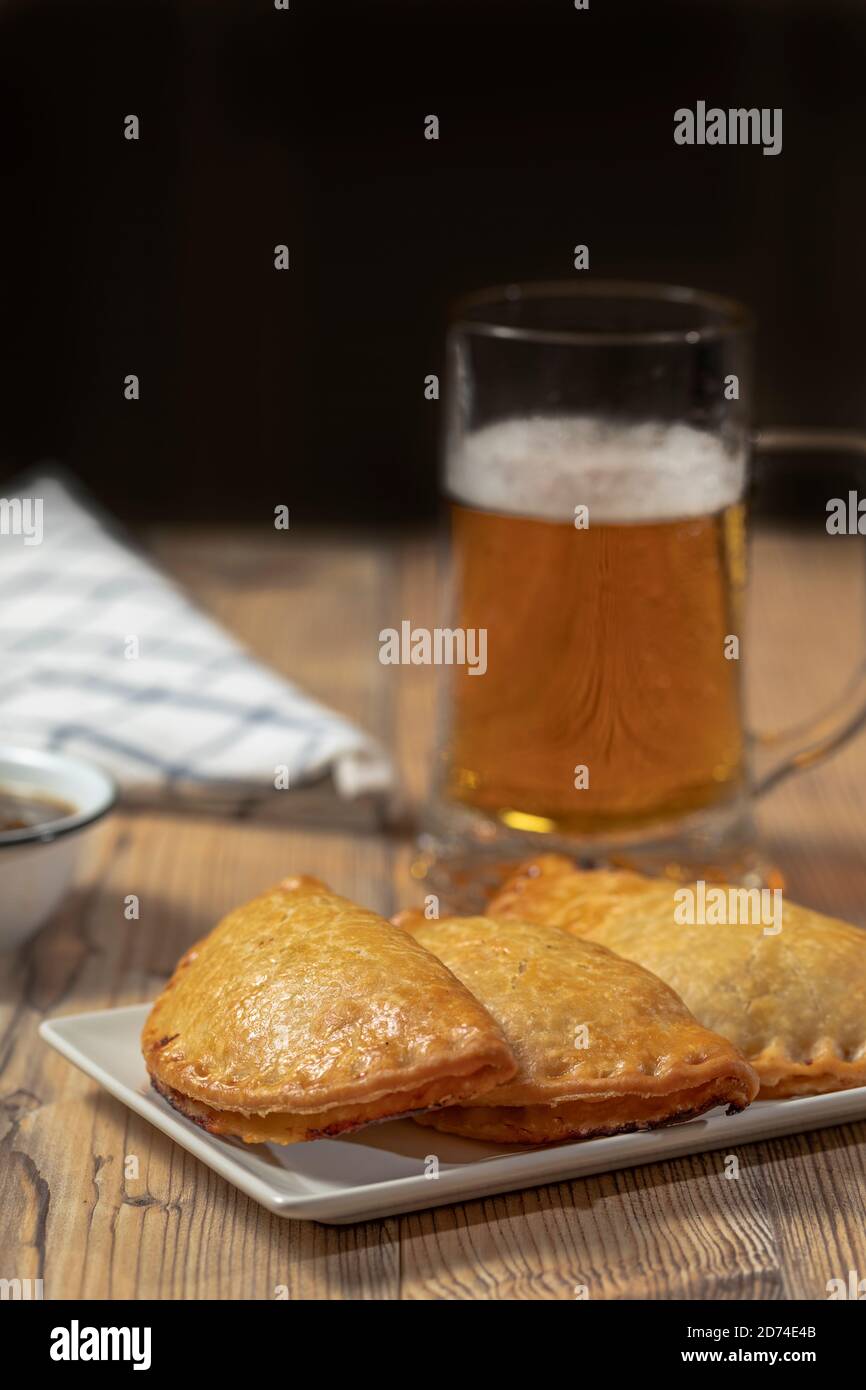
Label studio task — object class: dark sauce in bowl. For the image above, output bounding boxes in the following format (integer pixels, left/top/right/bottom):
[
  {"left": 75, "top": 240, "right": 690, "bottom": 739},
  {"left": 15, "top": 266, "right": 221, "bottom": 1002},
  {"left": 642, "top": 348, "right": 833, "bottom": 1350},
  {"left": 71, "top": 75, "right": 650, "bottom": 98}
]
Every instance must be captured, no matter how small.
[{"left": 0, "top": 790, "right": 76, "bottom": 833}]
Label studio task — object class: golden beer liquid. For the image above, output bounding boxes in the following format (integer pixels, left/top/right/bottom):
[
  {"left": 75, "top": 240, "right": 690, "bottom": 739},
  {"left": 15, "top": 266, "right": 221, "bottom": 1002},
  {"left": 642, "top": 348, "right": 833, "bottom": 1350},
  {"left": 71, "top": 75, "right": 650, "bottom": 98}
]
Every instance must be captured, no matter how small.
[{"left": 445, "top": 500, "right": 747, "bottom": 834}]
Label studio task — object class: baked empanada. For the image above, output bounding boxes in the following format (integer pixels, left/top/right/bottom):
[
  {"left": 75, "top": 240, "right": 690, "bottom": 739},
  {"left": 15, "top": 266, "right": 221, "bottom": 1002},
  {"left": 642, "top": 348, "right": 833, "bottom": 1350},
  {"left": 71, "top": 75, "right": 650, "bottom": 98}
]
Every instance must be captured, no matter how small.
[
  {"left": 143, "top": 876, "right": 516, "bottom": 1144},
  {"left": 392, "top": 910, "right": 758, "bottom": 1143},
  {"left": 489, "top": 855, "right": 866, "bottom": 1099}
]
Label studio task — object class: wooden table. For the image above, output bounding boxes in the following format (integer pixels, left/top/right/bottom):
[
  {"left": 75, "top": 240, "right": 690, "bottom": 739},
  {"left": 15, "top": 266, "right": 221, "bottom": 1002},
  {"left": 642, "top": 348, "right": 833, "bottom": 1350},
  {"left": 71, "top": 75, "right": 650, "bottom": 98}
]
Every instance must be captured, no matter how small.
[{"left": 3, "top": 525, "right": 865, "bottom": 1300}]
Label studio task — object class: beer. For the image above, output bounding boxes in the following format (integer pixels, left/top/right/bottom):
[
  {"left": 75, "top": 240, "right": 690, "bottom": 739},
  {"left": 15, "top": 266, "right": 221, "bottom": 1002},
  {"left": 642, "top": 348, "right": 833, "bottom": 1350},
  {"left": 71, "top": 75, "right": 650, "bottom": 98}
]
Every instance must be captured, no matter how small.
[{"left": 442, "top": 416, "right": 747, "bottom": 835}]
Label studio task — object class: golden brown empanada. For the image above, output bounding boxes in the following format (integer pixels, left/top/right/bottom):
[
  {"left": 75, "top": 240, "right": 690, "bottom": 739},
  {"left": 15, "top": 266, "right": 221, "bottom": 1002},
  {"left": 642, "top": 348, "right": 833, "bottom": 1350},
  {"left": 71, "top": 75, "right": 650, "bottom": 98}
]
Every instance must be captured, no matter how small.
[
  {"left": 143, "top": 876, "right": 516, "bottom": 1144},
  {"left": 489, "top": 855, "right": 866, "bottom": 1099},
  {"left": 392, "top": 910, "right": 758, "bottom": 1143}
]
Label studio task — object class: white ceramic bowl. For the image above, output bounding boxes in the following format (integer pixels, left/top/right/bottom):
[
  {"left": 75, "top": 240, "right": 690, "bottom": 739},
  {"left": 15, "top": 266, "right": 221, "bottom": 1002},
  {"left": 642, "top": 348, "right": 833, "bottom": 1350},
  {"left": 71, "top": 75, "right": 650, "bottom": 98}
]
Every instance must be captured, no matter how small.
[{"left": 0, "top": 745, "right": 116, "bottom": 949}]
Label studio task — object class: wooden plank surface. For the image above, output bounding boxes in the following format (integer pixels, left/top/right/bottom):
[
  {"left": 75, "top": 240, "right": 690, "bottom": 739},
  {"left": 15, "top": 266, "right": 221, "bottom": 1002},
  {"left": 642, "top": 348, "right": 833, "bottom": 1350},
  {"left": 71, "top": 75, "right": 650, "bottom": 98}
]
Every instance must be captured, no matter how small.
[{"left": 2, "top": 524, "right": 865, "bottom": 1300}]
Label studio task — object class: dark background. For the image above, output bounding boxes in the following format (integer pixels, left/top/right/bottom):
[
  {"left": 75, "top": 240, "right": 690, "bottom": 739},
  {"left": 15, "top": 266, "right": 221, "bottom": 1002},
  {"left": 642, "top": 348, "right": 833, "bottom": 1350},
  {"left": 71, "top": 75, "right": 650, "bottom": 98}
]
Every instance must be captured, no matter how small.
[{"left": 0, "top": 0, "right": 863, "bottom": 523}]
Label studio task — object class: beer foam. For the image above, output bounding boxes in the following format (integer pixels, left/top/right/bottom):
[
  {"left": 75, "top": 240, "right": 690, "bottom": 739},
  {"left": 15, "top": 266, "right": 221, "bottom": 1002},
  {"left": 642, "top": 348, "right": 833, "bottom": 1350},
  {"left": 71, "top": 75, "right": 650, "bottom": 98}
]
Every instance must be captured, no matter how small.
[{"left": 447, "top": 416, "right": 746, "bottom": 522}]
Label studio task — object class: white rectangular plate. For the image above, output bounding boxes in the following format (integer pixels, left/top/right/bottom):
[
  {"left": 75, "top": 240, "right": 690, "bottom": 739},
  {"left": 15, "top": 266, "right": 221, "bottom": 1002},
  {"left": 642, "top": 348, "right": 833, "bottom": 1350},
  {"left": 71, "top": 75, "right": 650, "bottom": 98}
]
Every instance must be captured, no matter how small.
[{"left": 41, "top": 1005, "right": 866, "bottom": 1224}]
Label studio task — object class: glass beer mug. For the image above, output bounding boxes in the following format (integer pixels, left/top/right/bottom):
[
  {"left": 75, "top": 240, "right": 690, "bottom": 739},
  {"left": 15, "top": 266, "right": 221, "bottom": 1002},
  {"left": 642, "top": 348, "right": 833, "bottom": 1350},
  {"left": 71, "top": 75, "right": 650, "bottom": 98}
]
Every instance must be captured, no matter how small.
[{"left": 419, "top": 281, "right": 866, "bottom": 899}]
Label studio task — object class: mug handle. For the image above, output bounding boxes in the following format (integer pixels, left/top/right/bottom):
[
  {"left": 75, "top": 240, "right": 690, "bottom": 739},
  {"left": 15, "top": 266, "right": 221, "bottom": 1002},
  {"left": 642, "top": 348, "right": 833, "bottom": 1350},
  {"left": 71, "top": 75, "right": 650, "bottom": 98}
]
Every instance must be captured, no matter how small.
[{"left": 749, "top": 427, "right": 866, "bottom": 797}]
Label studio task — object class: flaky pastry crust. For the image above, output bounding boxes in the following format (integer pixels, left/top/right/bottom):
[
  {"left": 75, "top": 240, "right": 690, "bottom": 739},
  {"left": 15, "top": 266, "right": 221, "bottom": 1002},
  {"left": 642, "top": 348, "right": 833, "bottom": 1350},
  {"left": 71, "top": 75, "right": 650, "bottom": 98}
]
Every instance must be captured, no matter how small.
[
  {"left": 143, "top": 876, "right": 516, "bottom": 1143},
  {"left": 488, "top": 855, "right": 866, "bottom": 1099},
  {"left": 394, "top": 910, "right": 758, "bottom": 1143}
]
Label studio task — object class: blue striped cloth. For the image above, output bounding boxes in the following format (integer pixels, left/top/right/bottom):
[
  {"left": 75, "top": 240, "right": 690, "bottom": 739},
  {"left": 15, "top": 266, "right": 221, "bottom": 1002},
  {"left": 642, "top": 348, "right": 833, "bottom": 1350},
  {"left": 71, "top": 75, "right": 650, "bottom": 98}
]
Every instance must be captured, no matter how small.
[{"left": 0, "top": 474, "right": 393, "bottom": 812}]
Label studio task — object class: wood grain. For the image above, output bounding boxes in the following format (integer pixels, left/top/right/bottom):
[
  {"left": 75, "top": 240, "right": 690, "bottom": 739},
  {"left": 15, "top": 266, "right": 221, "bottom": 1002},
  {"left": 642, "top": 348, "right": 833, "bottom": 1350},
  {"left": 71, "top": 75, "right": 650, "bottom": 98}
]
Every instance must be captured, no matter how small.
[{"left": 2, "top": 524, "right": 865, "bottom": 1300}]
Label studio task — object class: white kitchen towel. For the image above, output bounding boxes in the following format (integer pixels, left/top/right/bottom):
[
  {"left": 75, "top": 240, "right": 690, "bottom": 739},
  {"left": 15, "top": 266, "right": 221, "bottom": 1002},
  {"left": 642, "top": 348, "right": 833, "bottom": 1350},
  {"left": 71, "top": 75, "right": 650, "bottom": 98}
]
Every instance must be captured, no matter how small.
[{"left": 0, "top": 472, "right": 394, "bottom": 813}]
